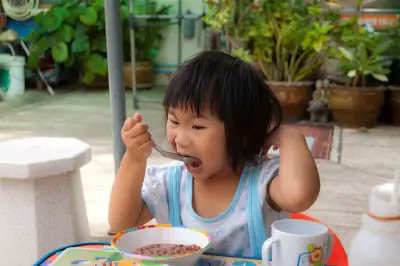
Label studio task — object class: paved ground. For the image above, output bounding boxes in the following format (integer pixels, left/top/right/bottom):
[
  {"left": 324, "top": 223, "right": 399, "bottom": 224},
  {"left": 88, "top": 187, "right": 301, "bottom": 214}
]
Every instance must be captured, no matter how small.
[{"left": 1, "top": 88, "right": 399, "bottom": 252}]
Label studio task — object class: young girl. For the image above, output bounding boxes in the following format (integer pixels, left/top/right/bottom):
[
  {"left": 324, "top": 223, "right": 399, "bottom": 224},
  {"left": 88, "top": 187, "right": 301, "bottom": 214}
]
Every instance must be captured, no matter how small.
[{"left": 108, "top": 51, "right": 320, "bottom": 259}]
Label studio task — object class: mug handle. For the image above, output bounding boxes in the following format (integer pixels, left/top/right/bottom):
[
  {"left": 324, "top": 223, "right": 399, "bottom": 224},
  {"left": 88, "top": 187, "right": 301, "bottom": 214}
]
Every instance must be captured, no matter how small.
[
  {"left": 262, "top": 236, "right": 279, "bottom": 263},
  {"left": 324, "top": 232, "right": 334, "bottom": 263}
]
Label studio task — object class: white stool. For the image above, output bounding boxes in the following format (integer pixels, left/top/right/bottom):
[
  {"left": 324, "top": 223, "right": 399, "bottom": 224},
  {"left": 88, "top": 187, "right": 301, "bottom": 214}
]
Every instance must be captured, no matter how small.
[{"left": 0, "top": 137, "right": 91, "bottom": 265}]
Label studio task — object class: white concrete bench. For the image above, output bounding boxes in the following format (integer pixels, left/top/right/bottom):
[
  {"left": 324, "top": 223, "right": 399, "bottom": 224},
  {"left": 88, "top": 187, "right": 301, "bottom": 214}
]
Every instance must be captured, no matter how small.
[{"left": 0, "top": 137, "right": 91, "bottom": 265}]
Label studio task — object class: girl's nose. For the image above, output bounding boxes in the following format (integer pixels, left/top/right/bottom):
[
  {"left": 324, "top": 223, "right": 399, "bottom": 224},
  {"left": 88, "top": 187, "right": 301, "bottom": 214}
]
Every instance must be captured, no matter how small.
[{"left": 174, "top": 130, "right": 190, "bottom": 149}]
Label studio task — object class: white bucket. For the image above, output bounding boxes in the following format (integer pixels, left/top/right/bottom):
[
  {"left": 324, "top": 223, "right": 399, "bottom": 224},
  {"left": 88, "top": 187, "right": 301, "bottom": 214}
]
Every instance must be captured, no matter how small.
[{"left": 0, "top": 54, "right": 25, "bottom": 98}]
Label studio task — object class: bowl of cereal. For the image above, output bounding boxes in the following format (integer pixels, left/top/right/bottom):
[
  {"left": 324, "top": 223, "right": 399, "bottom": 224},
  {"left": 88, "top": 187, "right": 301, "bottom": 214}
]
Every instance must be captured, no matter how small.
[{"left": 111, "top": 224, "right": 212, "bottom": 266}]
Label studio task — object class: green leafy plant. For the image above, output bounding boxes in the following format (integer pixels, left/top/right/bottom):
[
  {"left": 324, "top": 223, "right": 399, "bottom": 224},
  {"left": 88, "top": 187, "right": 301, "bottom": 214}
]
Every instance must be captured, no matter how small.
[
  {"left": 204, "top": 0, "right": 341, "bottom": 82},
  {"left": 26, "top": 0, "right": 171, "bottom": 84},
  {"left": 128, "top": 1, "right": 172, "bottom": 62},
  {"left": 336, "top": 27, "right": 391, "bottom": 87},
  {"left": 333, "top": 0, "right": 392, "bottom": 87},
  {"left": 26, "top": 0, "right": 112, "bottom": 84},
  {"left": 380, "top": 22, "right": 400, "bottom": 57},
  {"left": 252, "top": 1, "right": 339, "bottom": 82},
  {"left": 379, "top": 20, "right": 400, "bottom": 85}
]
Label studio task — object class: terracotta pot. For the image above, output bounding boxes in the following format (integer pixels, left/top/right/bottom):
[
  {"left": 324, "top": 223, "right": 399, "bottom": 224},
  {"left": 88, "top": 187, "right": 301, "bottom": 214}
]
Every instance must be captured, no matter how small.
[
  {"left": 85, "top": 74, "right": 109, "bottom": 89},
  {"left": 124, "top": 61, "right": 154, "bottom": 89},
  {"left": 329, "top": 85, "right": 385, "bottom": 128},
  {"left": 388, "top": 87, "right": 400, "bottom": 125},
  {"left": 266, "top": 81, "right": 313, "bottom": 122},
  {"left": 0, "top": 14, "right": 7, "bottom": 28}
]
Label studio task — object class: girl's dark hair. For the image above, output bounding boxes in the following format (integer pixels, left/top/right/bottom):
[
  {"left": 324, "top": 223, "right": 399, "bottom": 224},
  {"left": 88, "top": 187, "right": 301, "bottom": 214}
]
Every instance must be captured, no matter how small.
[{"left": 163, "top": 51, "right": 282, "bottom": 170}]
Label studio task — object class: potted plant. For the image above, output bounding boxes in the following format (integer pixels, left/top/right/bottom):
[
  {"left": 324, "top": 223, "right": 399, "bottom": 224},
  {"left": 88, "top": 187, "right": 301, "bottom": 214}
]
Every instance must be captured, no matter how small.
[
  {"left": 26, "top": 0, "right": 113, "bottom": 85},
  {"left": 204, "top": 0, "right": 340, "bottom": 121},
  {"left": 381, "top": 21, "right": 400, "bottom": 125},
  {"left": 252, "top": 1, "right": 341, "bottom": 121},
  {"left": 0, "top": 4, "right": 7, "bottom": 28},
  {"left": 123, "top": 0, "right": 172, "bottom": 89},
  {"left": 329, "top": 22, "right": 392, "bottom": 128}
]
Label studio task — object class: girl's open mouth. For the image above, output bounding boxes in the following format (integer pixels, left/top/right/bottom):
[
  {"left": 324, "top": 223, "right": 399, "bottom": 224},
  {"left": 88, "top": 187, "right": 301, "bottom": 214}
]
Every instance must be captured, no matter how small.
[
  {"left": 178, "top": 152, "right": 202, "bottom": 169},
  {"left": 189, "top": 160, "right": 202, "bottom": 168},
  {"left": 185, "top": 159, "right": 202, "bottom": 171}
]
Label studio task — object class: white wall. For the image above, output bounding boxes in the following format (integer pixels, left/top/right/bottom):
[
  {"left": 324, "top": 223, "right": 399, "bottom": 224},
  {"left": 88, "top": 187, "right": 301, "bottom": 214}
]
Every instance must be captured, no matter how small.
[{"left": 153, "top": 0, "right": 206, "bottom": 85}]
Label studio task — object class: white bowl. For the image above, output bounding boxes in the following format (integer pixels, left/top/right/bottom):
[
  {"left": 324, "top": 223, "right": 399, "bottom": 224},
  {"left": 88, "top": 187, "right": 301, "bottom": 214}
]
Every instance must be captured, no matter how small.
[{"left": 111, "top": 224, "right": 212, "bottom": 266}]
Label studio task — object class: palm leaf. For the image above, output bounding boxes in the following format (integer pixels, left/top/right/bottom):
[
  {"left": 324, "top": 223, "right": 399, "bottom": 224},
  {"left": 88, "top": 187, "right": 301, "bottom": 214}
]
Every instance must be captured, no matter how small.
[
  {"left": 372, "top": 41, "right": 392, "bottom": 57},
  {"left": 347, "top": 69, "right": 357, "bottom": 77},
  {"left": 338, "top": 47, "right": 354, "bottom": 61},
  {"left": 371, "top": 73, "right": 388, "bottom": 82}
]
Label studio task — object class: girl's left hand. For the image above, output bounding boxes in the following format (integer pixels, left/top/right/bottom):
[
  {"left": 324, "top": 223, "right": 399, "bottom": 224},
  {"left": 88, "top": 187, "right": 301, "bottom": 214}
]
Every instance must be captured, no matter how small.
[{"left": 265, "top": 127, "right": 280, "bottom": 151}]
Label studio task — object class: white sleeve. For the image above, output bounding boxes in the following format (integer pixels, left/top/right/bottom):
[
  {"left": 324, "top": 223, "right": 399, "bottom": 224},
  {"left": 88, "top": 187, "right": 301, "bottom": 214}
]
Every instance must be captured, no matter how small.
[
  {"left": 258, "top": 157, "right": 280, "bottom": 203},
  {"left": 258, "top": 157, "right": 290, "bottom": 231},
  {"left": 141, "top": 164, "right": 171, "bottom": 224}
]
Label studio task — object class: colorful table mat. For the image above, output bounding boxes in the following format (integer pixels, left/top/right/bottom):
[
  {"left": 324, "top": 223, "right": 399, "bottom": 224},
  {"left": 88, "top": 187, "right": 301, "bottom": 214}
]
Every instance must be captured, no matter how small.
[{"left": 39, "top": 244, "right": 263, "bottom": 266}]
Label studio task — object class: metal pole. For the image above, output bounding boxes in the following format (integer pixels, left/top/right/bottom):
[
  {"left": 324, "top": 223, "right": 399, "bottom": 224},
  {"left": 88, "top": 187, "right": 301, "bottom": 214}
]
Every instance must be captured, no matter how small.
[
  {"left": 178, "top": 0, "right": 182, "bottom": 65},
  {"left": 132, "top": 14, "right": 201, "bottom": 19},
  {"left": 341, "top": 8, "right": 400, "bottom": 14},
  {"left": 104, "top": 0, "right": 126, "bottom": 173},
  {"left": 129, "top": 0, "right": 139, "bottom": 110}
]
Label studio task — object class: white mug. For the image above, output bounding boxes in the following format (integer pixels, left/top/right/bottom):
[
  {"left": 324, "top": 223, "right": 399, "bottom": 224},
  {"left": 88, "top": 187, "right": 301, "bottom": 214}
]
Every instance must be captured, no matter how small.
[{"left": 262, "top": 219, "right": 333, "bottom": 266}]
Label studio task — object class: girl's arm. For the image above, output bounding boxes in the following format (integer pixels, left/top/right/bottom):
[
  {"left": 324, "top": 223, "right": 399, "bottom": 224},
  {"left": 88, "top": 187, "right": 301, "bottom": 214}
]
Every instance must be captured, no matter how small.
[
  {"left": 268, "top": 127, "right": 320, "bottom": 213},
  {"left": 108, "top": 114, "right": 154, "bottom": 233},
  {"left": 108, "top": 153, "right": 153, "bottom": 233}
]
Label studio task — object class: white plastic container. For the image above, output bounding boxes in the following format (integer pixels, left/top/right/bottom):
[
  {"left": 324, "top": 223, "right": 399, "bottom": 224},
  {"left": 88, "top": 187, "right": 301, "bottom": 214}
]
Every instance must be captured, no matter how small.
[
  {"left": 0, "top": 54, "right": 25, "bottom": 98},
  {"left": 349, "top": 168, "right": 400, "bottom": 266}
]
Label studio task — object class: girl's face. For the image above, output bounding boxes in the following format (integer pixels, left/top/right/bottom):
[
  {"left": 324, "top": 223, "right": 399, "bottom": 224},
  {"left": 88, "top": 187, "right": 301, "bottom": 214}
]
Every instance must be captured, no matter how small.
[{"left": 166, "top": 106, "right": 231, "bottom": 180}]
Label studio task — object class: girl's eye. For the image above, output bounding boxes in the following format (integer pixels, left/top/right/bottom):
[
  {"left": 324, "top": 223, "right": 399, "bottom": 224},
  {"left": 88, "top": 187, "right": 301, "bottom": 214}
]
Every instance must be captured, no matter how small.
[
  {"left": 192, "top": 125, "right": 205, "bottom": 130},
  {"left": 169, "top": 119, "right": 179, "bottom": 125}
]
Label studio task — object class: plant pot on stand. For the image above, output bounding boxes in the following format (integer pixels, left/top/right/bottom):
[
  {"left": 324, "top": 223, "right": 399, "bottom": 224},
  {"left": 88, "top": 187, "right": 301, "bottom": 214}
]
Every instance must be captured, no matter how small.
[
  {"left": 329, "top": 21, "right": 391, "bottom": 128},
  {"left": 267, "top": 81, "right": 313, "bottom": 122},
  {"left": 329, "top": 84, "right": 385, "bottom": 128},
  {"left": 0, "top": 12, "right": 7, "bottom": 28},
  {"left": 124, "top": 61, "right": 154, "bottom": 90},
  {"left": 388, "top": 86, "right": 400, "bottom": 125}
]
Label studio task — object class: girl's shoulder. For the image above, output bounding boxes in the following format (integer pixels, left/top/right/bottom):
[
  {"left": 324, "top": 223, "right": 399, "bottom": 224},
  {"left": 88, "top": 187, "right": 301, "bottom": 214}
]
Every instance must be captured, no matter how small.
[
  {"left": 145, "top": 161, "right": 185, "bottom": 180},
  {"left": 142, "top": 161, "right": 184, "bottom": 222},
  {"left": 146, "top": 160, "right": 184, "bottom": 173}
]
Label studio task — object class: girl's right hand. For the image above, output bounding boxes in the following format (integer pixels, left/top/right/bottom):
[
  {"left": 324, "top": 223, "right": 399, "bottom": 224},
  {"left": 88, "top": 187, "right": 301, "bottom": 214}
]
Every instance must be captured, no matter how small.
[{"left": 121, "top": 113, "right": 154, "bottom": 161}]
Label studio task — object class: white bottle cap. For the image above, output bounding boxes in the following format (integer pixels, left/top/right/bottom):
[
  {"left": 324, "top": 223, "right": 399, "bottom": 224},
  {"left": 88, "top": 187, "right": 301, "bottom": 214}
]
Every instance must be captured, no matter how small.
[{"left": 368, "top": 168, "right": 400, "bottom": 219}]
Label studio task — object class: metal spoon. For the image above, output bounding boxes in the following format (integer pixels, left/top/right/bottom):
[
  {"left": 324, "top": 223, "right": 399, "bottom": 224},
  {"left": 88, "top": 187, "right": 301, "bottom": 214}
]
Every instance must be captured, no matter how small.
[{"left": 154, "top": 144, "right": 201, "bottom": 165}]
